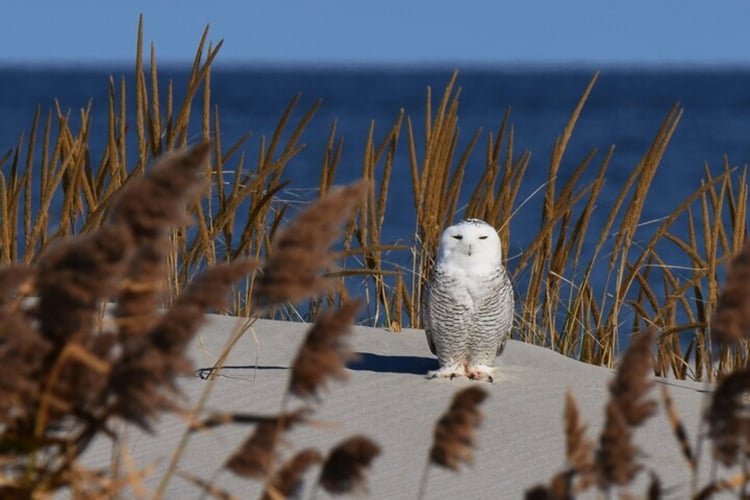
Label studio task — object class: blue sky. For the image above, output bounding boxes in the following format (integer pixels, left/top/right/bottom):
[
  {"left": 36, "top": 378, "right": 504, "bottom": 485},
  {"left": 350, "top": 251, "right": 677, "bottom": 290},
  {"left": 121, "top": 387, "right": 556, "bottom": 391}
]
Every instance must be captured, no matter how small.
[{"left": 4, "top": 1, "right": 750, "bottom": 66}]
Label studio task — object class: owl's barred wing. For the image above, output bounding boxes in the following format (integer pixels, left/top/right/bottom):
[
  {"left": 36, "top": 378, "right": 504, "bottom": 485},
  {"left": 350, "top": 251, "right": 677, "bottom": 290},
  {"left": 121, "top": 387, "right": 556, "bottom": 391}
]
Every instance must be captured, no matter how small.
[
  {"left": 466, "top": 265, "right": 515, "bottom": 362},
  {"left": 492, "top": 266, "right": 514, "bottom": 355},
  {"left": 422, "top": 270, "right": 471, "bottom": 362},
  {"left": 422, "top": 277, "right": 439, "bottom": 355}
]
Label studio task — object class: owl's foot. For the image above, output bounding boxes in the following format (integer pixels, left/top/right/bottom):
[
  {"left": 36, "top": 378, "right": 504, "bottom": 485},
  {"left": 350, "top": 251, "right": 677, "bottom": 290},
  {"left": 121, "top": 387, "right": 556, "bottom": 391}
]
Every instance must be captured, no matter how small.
[
  {"left": 426, "top": 364, "right": 467, "bottom": 380},
  {"left": 467, "top": 364, "right": 497, "bottom": 383}
]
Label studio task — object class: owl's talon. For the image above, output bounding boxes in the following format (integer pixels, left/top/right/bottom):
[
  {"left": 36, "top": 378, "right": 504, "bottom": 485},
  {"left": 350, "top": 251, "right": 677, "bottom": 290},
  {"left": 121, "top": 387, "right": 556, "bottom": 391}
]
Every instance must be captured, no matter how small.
[
  {"left": 427, "top": 365, "right": 467, "bottom": 380},
  {"left": 467, "top": 365, "right": 497, "bottom": 383}
]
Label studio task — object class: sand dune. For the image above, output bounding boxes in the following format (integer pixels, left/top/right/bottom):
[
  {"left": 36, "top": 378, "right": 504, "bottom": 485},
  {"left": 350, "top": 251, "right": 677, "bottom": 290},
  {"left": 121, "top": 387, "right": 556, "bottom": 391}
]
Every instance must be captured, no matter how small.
[{"left": 80, "top": 314, "right": 712, "bottom": 499}]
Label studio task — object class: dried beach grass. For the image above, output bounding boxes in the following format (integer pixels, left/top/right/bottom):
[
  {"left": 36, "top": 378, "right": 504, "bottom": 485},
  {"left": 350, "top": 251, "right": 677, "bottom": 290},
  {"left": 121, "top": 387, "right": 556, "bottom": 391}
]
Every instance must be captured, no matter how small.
[{"left": 3, "top": 17, "right": 749, "bottom": 379}]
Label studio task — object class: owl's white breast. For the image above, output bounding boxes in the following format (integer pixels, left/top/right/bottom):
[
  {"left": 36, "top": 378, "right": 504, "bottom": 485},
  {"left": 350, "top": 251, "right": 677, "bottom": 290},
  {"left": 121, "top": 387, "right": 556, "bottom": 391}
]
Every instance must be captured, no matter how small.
[{"left": 436, "top": 260, "right": 495, "bottom": 306}]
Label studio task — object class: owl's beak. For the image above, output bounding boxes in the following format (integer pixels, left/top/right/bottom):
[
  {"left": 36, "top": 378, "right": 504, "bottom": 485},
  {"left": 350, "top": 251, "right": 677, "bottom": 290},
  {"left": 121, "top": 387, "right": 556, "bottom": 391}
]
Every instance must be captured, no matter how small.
[{"left": 467, "top": 245, "right": 472, "bottom": 256}]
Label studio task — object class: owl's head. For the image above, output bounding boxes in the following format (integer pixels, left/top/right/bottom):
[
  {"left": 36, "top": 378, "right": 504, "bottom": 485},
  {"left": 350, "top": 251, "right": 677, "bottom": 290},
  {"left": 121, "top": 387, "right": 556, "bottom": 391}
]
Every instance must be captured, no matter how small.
[{"left": 436, "top": 219, "right": 503, "bottom": 270}]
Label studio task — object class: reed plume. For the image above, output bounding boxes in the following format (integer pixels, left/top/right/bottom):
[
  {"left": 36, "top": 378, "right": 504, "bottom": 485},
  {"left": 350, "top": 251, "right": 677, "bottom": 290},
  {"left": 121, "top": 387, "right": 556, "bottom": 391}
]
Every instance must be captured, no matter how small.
[
  {"left": 705, "top": 367, "right": 750, "bottom": 466},
  {"left": 417, "top": 386, "right": 488, "bottom": 499},
  {"left": 109, "top": 141, "right": 211, "bottom": 334},
  {"left": 609, "top": 327, "right": 658, "bottom": 427},
  {"left": 595, "top": 327, "right": 656, "bottom": 490},
  {"left": 712, "top": 239, "right": 750, "bottom": 344},
  {"left": 151, "top": 258, "right": 259, "bottom": 354},
  {"left": 429, "top": 386, "right": 488, "bottom": 471},
  {"left": 253, "top": 180, "right": 368, "bottom": 309},
  {"left": 695, "top": 472, "right": 750, "bottom": 500},
  {"left": 262, "top": 448, "right": 323, "bottom": 500},
  {"left": 0, "top": 310, "right": 52, "bottom": 433},
  {"left": 563, "top": 389, "right": 594, "bottom": 490},
  {"left": 225, "top": 410, "right": 308, "bottom": 479},
  {"left": 0, "top": 265, "right": 46, "bottom": 430},
  {"left": 31, "top": 225, "right": 133, "bottom": 425},
  {"left": 0, "top": 265, "right": 34, "bottom": 314},
  {"left": 288, "top": 299, "right": 361, "bottom": 401},
  {"left": 318, "top": 435, "right": 381, "bottom": 495},
  {"left": 34, "top": 224, "right": 133, "bottom": 346},
  {"left": 596, "top": 400, "right": 640, "bottom": 488},
  {"left": 646, "top": 472, "right": 662, "bottom": 500},
  {"left": 524, "top": 484, "right": 560, "bottom": 500},
  {"left": 524, "top": 471, "right": 575, "bottom": 500},
  {"left": 109, "top": 259, "right": 259, "bottom": 430}
]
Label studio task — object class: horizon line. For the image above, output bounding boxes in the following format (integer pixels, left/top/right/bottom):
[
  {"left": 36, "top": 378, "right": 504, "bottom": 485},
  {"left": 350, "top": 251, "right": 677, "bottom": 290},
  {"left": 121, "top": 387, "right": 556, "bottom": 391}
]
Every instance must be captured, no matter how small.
[{"left": 2, "top": 58, "right": 750, "bottom": 72}]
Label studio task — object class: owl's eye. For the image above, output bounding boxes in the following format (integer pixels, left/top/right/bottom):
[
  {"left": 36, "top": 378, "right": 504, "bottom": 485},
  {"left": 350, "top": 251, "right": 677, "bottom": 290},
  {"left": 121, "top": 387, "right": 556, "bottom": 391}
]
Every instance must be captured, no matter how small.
[
  {"left": 478, "top": 235, "right": 488, "bottom": 240},
  {"left": 452, "top": 234, "right": 463, "bottom": 240}
]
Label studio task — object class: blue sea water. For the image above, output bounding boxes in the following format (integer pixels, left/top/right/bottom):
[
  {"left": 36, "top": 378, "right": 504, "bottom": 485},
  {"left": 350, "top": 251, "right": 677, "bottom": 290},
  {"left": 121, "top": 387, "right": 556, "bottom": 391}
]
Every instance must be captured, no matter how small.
[{"left": 2, "top": 65, "right": 750, "bottom": 336}]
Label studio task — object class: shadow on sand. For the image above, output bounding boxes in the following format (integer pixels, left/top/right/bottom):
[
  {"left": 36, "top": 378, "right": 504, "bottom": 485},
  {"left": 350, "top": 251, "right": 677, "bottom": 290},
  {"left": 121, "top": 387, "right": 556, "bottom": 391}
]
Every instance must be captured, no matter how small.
[
  {"left": 347, "top": 352, "right": 438, "bottom": 375},
  {"left": 195, "top": 352, "right": 438, "bottom": 379}
]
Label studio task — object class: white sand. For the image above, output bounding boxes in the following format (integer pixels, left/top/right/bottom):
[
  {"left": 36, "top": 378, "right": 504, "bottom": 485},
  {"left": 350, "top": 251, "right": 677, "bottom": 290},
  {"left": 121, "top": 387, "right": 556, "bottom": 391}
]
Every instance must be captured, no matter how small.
[{"left": 79, "top": 315, "right": 716, "bottom": 499}]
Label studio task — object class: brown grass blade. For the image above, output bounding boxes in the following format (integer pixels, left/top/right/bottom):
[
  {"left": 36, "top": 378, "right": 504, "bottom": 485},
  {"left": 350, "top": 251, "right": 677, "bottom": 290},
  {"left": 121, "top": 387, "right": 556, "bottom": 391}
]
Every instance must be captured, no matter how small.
[
  {"left": 109, "top": 141, "right": 210, "bottom": 240},
  {"left": 175, "top": 469, "right": 238, "bottom": 500},
  {"left": 660, "top": 385, "right": 696, "bottom": 471}
]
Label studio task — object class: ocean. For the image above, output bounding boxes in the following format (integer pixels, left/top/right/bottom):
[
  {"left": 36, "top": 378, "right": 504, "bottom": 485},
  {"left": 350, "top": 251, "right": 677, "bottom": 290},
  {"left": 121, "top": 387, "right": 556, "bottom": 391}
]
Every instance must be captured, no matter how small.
[{"left": 2, "top": 65, "right": 749, "bottom": 332}]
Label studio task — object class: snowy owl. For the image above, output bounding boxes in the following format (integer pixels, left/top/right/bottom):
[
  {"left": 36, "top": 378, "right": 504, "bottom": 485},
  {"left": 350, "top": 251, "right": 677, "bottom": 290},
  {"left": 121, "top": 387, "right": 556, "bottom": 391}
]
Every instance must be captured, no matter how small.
[{"left": 422, "top": 219, "right": 514, "bottom": 382}]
